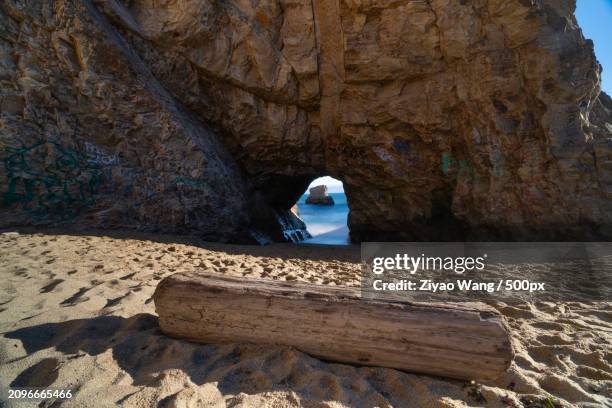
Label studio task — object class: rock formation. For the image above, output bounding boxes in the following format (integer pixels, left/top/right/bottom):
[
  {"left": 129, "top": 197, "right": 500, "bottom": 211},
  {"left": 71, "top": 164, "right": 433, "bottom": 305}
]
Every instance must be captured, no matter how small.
[
  {"left": 305, "top": 185, "right": 335, "bottom": 206},
  {"left": 0, "top": 0, "right": 611, "bottom": 242},
  {"left": 290, "top": 204, "right": 300, "bottom": 216}
]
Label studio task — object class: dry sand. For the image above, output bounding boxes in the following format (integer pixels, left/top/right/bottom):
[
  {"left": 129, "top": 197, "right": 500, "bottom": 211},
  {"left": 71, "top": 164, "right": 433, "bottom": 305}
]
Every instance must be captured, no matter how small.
[{"left": 0, "top": 230, "right": 610, "bottom": 407}]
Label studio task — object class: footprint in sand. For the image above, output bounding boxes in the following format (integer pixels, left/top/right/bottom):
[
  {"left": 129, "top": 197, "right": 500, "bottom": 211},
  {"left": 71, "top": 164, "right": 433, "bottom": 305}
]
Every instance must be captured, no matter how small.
[
  {"left": 60, "top": 287, "right": 91, "bottom": 307},
  {"left": 120, "top": 272, "right": 137, "bottom": 280},
  {"left": 538, "top": 373, "right": 597, "bottom": 404},
  {"left": 104, "top": 295, "right": 129, "bottom": 309},
  {"left": 576, "top": 365, "right": 612, "bottom": 381},
  {"left": 530, "top": 321, "right": 566, "bottom": 331},
  {"left": 40, "top": 279, "right": 64, "bottom": 293},
  {"left": 10, "top": 358, "right": 60, "bottom": 388}
]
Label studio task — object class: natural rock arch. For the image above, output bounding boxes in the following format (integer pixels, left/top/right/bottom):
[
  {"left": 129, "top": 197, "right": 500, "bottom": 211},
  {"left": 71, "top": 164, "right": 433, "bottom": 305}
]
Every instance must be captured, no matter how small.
[{"left": 0, "top": 0, "right": 610, "bottom": 242}]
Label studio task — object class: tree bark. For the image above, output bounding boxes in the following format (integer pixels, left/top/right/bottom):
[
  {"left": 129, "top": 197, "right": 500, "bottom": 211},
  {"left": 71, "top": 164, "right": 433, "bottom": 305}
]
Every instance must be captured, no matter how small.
[{"left": 153, "top": 273, "right": 513, "bottom": 381}]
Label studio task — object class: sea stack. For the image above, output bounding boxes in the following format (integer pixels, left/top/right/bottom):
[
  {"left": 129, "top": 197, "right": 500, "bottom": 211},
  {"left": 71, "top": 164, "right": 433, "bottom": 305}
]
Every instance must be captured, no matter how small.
[{"left": 305, "top": 185, "right": 335, "bottom": 206}]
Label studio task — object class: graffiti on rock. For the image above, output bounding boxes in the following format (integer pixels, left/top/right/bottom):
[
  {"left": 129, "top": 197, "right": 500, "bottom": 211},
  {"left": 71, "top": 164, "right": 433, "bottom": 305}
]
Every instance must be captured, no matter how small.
[
  {"left": 441, "top": 152, "right": 477, "bottom": 179},
  {"left": 85, "top": 141, "right": 119, "bottom": 166},
  {"left": 2, "top": 141, "right": 104, "bottom": 221}
]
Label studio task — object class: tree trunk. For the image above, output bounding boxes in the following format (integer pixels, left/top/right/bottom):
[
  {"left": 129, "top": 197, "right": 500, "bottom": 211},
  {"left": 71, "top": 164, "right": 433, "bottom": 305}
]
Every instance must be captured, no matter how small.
[{"left": 153, "top": 273, "right": 513, "bottom": 381}]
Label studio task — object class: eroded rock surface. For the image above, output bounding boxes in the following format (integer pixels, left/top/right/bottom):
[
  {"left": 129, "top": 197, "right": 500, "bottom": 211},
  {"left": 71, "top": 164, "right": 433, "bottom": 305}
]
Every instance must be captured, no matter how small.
[{"left": 1, "top": 0, "right": 611, "bottom": 241}]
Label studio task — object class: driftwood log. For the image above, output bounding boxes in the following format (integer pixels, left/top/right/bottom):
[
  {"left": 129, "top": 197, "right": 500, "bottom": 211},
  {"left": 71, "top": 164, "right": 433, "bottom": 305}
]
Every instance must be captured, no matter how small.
[{"left": 153, "top": 273, "right": 513, "bottom": 381}]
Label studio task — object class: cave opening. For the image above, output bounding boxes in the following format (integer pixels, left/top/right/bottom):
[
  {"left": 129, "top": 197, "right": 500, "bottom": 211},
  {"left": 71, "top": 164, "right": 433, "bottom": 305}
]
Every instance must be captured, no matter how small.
[{"left": 294, "top": 176, "right": 350, "bottom": 245}]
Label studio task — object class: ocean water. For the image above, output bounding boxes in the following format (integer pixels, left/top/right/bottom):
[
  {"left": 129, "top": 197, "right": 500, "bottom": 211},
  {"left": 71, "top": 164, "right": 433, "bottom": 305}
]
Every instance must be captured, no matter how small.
[{"left": 296, "top": 193, "right": 350, "bottom": 245}]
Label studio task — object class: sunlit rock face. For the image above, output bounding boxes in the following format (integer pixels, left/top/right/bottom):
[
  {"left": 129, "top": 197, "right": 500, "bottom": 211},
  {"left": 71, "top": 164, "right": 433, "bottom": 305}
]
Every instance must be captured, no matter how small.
[{"left": 0, "top": 0, "right": 610, "bottom": 242}]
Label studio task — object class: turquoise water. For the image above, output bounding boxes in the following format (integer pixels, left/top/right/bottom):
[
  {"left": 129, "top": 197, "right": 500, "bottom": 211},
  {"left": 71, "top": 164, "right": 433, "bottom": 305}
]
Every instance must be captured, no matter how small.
[{"left": 296, "top": 193, "right": 350, "bottom": 245}]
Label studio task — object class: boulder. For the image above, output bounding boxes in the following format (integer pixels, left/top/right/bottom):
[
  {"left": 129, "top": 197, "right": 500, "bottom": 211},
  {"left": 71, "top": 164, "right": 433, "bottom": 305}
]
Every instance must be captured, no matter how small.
[
  {"left": 0, "top": 0, "right": 610, "bottom": 241},
  {"left": 305, "top": 185, "right": 335, "bottom": 205}
]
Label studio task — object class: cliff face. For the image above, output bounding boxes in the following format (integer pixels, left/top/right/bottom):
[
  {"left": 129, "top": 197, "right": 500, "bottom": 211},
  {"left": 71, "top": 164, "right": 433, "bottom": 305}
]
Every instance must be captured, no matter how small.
[{"left": 1, "top": 0, "right": 610, "bottom": 242}]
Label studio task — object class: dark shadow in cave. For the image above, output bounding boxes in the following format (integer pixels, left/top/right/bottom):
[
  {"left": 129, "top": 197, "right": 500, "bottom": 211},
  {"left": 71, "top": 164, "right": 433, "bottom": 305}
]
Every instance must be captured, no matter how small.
[{"left": 246, "top": 174, "right": 314, "bottom": 244}]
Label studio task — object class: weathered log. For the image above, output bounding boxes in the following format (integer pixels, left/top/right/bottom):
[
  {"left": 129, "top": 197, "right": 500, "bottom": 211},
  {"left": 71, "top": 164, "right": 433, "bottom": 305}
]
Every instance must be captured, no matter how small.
[{"left": 153, "top": 273, "right": 513, "bottom": 381}]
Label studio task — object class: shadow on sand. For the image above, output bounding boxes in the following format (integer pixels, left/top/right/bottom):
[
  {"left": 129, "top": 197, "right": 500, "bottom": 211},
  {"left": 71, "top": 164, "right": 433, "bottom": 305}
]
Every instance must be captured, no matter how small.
[{"left": 5, "top": 314, "right": 379, "bottom": 406}]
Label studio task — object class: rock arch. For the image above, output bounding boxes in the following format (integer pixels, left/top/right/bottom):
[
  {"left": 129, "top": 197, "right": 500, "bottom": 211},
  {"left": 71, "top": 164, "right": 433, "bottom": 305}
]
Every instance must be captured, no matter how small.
[{"left": 0, "top": 0, "right": 610, "bottom": 242}]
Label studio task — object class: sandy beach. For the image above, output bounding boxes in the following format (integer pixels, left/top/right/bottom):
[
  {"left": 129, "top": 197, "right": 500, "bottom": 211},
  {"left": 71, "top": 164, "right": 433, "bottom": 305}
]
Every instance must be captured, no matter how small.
[
  {"left": 2, "top": 0, "right": 611, "bottom": 406},
  {"left": 0, "top": 230, "right": 610, "bottom": 407}
]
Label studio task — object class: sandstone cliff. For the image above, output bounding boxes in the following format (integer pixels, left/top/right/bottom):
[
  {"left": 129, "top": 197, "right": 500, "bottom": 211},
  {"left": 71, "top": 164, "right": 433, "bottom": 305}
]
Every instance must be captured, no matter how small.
[{"left": 1, "top": 0, "right": 610, "bottom": 242}]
